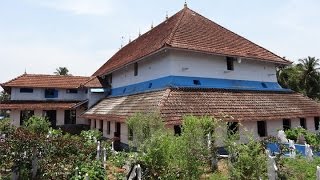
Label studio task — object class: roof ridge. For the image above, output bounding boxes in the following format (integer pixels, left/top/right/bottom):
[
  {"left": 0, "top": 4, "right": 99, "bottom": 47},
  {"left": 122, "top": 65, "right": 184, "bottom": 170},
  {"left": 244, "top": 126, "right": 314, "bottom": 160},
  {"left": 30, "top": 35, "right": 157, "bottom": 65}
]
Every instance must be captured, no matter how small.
[
  {"left": 23, "top": 74, "right": 91, "bottom": 78},
  {"left": 1, "top": 73, "right": 27, "bottom": 86},
  {"left": 186, "top": 8, "right": 291, "bottom": 64},
  {"left": 165, "top": 8, "right": 188, "bottom": 45}
]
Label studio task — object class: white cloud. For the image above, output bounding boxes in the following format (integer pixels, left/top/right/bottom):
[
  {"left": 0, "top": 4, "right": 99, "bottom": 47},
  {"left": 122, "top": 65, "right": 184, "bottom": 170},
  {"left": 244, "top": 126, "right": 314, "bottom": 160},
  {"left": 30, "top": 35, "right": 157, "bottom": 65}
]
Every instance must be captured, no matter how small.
[{"left": 30, "top": 0, "right": 114, "bottom": 15}]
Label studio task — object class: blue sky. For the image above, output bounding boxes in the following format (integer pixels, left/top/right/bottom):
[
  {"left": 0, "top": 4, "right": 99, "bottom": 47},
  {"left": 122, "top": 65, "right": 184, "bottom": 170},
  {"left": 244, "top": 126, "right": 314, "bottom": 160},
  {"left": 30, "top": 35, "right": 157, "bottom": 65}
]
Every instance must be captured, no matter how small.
[{"left": 0, "top": 0, "right": 319, "bottom": 85}]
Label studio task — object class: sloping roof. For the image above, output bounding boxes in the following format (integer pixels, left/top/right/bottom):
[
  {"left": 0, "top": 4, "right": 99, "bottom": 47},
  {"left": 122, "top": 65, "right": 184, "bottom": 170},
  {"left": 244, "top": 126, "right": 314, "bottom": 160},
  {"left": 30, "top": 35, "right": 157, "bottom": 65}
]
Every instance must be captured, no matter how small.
[
  {"left": 80, "top": 76, "right": 103, "bottom": 88},
  {"left": 94, "top": 7, "right": 290, "bottom": 76},
  {"left": 0, "top": 101, "right": 80, "bottom": 110},
  {"left": 82, "top": 88, "right": 320, "bottom": 125},
  {"left": 1, "top": 74, "right": 99, "bottom": 89}
]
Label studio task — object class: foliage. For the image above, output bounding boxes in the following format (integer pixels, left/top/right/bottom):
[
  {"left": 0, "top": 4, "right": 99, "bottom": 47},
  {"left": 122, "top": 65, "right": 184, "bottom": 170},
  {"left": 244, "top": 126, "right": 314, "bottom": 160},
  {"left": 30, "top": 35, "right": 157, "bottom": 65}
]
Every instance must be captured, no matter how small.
[
  {"left": 23, "top": 116, "right": 51, "bottom": 134},
  {"left": 54, "top": 67, "right": 71, "bottom": 76},
  {"left": 277, "top": 56, "right": 320, "bottom": 99},
  {"left": 0, "top": 91, "right": 10, "bottom": 117},
  {"left": 285, "top": 127, "right": 320, "bottom": 147},
  {"left": 225, "top": 135, "right": 267, "bottom": 180},
  {"left": 80, "top": 129, "right": 103, "bottom": 144},
  {"left": 70, "top": 161, "right": 106, "bottom": 180},
  {"left": 278, "top": 156, "right": 320, "bottom": 180},
  {"left": 127, "top": 113, "right": 165, "bottom": 150},
  {"left": 0, "top": 118, "right": 15, "bottom": 135}
]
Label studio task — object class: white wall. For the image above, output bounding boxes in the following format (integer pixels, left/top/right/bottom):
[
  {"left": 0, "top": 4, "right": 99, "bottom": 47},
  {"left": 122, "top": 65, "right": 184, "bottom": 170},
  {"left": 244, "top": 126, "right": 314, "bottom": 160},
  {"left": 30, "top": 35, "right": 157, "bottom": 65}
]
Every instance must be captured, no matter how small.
[
  {"left": 109, "top": 49, "right": 278, "bottom": 89},
  {"left": 11, "top": 88, "right": 87, "bottom": 101},
  {"left": 87, "top": 92, "right": 105, "bottom": 108},
  {"left": 11, "top": 110, "right": 20, "bottom": 126}
]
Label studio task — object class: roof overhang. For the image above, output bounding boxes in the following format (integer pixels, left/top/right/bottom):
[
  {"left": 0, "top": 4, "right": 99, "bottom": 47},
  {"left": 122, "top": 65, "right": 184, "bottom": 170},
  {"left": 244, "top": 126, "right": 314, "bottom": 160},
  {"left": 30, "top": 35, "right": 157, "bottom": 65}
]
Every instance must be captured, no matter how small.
[{"left": 0, "top": 101, "right": 81, "bottom": 110}]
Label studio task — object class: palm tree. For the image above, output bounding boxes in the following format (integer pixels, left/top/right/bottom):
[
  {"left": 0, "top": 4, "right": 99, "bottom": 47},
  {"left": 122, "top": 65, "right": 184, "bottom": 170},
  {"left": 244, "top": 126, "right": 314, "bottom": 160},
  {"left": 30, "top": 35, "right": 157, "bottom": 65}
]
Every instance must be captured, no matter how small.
[
  {"left": 298, "top": 56, "right": 320, "bottom": 98},
  {"left": 54, "top": 67, "right": 70, "bottom": 76}
]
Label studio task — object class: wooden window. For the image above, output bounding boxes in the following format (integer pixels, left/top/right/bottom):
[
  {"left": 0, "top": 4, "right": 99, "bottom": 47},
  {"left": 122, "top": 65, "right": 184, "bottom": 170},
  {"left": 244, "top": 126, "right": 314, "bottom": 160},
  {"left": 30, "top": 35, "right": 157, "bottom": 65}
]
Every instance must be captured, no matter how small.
[
  {"left": 134, "top": 62, "right": 138, "bottom": 76},
  {"left": 66, "top": 89, "right": 78, "bottom": 94},
  {"left": 227, "top": 122, "right": 239, "bottom": 135},
  {"left": 64, "top": 110, "right": 76, "bottom": 124},
  {"left": 174, "top": 125, "right": 182, "bottom": 136},
  {"left": 20, "top": 110, "right": 34, "bottom": 125},
  {"left": 315, "top": 117, "right": 320, "bottom": 130},
  {"left": 20, "top": 88, "right": 33, "bottom": 93},
  {"left": 107, "top": 121, "right": 111, "bottom": 135},
  {"left": 283, "top": 119, "right": 291, "bottom": 131},
  {"left": 226, "top": 57, "right": 235, "bottom": 71},
  {"left": 300, "top": 118, "right": 306, "bottom": 129},
  {"left": 257, "top": 121, "right": 267, "bottom": 137}
]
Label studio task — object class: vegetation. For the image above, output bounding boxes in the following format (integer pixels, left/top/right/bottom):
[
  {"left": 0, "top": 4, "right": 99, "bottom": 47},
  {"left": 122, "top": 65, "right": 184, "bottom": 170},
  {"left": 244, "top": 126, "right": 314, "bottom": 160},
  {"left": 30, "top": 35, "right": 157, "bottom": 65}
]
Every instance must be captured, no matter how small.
[
  {"left": 54, "top": 67, "right": 71, "bottom": 76},
  {"left": 0, "top": 91, "right": 10, "bottom": 117},
  {"left": 277, "top": 56, "right": 320, "bottom": 99}
]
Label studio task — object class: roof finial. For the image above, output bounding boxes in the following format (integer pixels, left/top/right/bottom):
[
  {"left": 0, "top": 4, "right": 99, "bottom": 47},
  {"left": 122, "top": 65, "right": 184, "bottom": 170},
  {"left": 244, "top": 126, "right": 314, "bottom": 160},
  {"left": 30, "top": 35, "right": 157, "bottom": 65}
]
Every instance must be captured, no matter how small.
[
  {"left": 128, "top": 35, "right": 131, "bottom": 43},
  {"left": 120, "top": 36, "right": 124, "bottom": 48},
  {"left": 184, "top": 0, "right": 188, "bottom": 8},
  {"left": 24, "top": 68, "right": 27, "bottom": 75},
  {"left": 138, "top": 28, "right": 141, "bottom": 37},
  {"left": 151, "top": 21, "right": 154, "bottom": 29},
  {"left": 166, "top": 11, "right": 169, "bottom": 20}
]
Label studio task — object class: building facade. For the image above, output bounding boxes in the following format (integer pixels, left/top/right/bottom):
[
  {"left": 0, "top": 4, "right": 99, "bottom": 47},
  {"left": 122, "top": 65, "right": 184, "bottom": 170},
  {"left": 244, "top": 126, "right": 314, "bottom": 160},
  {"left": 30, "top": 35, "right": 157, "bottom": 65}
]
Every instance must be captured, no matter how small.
[{"left": 83, "top": 6, "right": 320, "bottom": 145}]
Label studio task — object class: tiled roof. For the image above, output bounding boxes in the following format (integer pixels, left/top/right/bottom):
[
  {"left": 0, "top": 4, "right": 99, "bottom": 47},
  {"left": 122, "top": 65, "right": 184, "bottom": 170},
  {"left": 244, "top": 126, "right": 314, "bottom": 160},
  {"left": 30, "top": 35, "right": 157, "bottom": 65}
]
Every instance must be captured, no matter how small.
[
  {"left": 80, "top": 76, "right": 102, "bottom": 88},
  {"left": 0, "top": 101, "right": 80, "bottom": 110},
  {"left": 93, "top": 7, "right": 290, "bottom": 76},
  {"left": 1, "top": 74, "right": 100, "bottom": 89},
  {"left": 83, "top": 88, "right": 320, "bottom": 125}
]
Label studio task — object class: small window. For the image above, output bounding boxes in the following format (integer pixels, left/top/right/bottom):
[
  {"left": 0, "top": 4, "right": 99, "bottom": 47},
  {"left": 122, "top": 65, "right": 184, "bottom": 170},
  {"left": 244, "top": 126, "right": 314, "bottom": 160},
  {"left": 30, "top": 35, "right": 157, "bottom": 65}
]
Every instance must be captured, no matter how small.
[
  {"left": 226, "top": 57, "right": 235, "bottom": 71},
  {"left": 134, "top": 62, "right": 138, "bottom": 76},
  {"left": 227, "top": 122, "right": 239, "bottom": 135},
  {"left": 20, "top": 88, "right": 33, "bottom": 93},
  {"left": 261, "top": 83, "right": 268, "bottom": 88},
  {"left": 283, "top": 119, "right": 291, "bottom": 131},
  {"left": 193, "top": 80, "right": 201, "bottom": 85},
  {"left": 128, "top": 127, "right": 133, "bottom": 141},
  {"left": 148, "top": 83, "right": 153, "bottom": 88},
  {"left": 300, "top": 118, "right": 306, "bottom": 129},
  {"left": 106, "top": 73, "right": 112, "bottom": 84},
  {"left": 257, "top": 121, "right": 267, "bottom": 137},
  {"left": 123, "top": 88, "right": 126, "bottom": 94},
  {"left": 107, "top": 121, "right": 111, "bottom": 135},
  {"left": 85, "top": 89, "right": 88, "bottom": 94},
  {"left": 66, "top": 89, "right": 78, "bottom": 94},
  {"left": 315, "top": 117, "right": 320, "bottom": 130},
  {"left": 64, "top": 110, "right": 76, "bottom": 124},
  {"left": 174, "top": 125, "right": 182, "bottom": 136},
  {"left": 99, "top": 121, "right": 103, "bottom": 133},
  {"left": 45, "top": 89, "right": 58, "bottom": 98}
]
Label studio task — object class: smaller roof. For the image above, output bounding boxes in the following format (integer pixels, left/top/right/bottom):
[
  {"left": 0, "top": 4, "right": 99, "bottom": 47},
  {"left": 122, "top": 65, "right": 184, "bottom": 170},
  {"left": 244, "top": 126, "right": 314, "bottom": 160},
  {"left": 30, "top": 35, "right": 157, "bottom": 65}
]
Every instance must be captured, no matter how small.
[
  {"left": 80, "top": 76, "right": 103, "bottom": 88},
  {"left": 1, "top": 74, "right": 102, "bottom": 90},
  {"left": 83, "top": 88, "right": 320, "bottom": 125},
  {"left": 0, "top": 101, "right": 80, "bottom": 110}
]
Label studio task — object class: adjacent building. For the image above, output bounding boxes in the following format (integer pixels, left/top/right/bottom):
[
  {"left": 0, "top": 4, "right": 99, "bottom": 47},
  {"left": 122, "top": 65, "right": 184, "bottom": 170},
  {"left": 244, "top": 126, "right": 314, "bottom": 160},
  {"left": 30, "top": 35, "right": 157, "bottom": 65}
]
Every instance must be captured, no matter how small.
[{"left": 0, "top": 74, "right": 103, "bottom": 127}]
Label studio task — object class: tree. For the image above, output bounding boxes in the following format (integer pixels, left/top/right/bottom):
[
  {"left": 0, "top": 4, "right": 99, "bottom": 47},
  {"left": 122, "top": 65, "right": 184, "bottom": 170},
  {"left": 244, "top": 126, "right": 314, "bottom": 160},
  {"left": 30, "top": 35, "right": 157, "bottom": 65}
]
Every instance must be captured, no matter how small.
[
  {"left": 298, "top": 56, "right": 320, "bottom": 99},
  {"left": 54, "top": 67, "right": 70, "bottom": 76},
  {"left": 0, "top": 91, "right": 10, "bottom": 102}
]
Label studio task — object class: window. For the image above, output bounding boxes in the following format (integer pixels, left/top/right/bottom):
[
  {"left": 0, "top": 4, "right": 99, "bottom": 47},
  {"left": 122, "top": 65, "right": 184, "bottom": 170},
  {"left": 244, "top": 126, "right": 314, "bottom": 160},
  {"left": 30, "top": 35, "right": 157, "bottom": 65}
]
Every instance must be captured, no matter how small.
[
  {"left": 99, "top": 121, "right": 103, "bottom": 132},
  {"left": 174, "top": 125, "right": 182, "bottom": 136},
  {"left": 107, "top": 121, "right": 111, "bottom": 135},
  {"left": 20, "top": 110, "right": 34, "bottom": 125},
  {"left": 134, "top": 62, "right": 138, "bottom": 76},
  {"left": 106, "top": 74, "right": 112, "bottom": 84},
  {"left": 128, "top": 127, "right": 133, "bottom": 141},
  {"left": 257, "top": 121, "right": 267, "bottom": 137},
  {"left": 261, "top": 83, "right": 268, "bottom": 88},
  {"left": 193, "top": 80, "right": 201, "bottom": 85},
  {"left": 64, "top": 110, "right": 76, "bottom": 124},
  {"left": 227, "top": 122, "right": 239, "bottom": 135},
  {"left": 226, "top": 57, "right": 235, "bottom": 71},
  {"left": 283, "top": 119, "right": 291, "bottom": 131},
  {"left": 45, "top": 89, "right": 58, "bottom": 98},
  {"left": 300, "top": 118, "right": 306, "bottom": 129},
  {"left": 66, "top": 89, "right": 78, "bottom": 94},
  {"left": 315, "top": 117, "right": 320, "bottom": 130},
  {"left": 20, "top": 88, "right": 33, "bottom": 93},
  {"left": 85, "top": 89, "right": 88, "bottom": 94}
]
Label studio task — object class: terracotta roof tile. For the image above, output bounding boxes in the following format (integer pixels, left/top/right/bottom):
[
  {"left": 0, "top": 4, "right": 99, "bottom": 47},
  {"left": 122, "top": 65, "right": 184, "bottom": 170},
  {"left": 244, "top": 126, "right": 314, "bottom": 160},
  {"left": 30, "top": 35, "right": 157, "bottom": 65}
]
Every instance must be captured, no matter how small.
[
  {"left": 0, "top": 101, "right": 80, "bottom": 110},
  {"left": 80, "top": 76, "right": 102, "bottom": 88},
  {"left": 1, "top": 74, "right": 95, "bottom": 89},
  {"left": 83, "top": 88, "right": 320, "bottom": 124},
  {"left": 94, "top": 7, "right": 290, "bottom": 76}
]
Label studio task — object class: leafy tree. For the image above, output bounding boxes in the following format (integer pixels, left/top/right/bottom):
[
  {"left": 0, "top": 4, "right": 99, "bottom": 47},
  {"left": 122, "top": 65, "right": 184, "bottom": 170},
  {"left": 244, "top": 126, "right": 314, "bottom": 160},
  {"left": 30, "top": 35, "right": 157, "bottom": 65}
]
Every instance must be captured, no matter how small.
[
  {"left": 23, "top": 116, "right": 51, "bottom": 134},
  {"left": 54, "top": 67, "right": 71, "bottom": 76},
  {"left": 0, "top": 90, "right": 10, "bottom": 102}
]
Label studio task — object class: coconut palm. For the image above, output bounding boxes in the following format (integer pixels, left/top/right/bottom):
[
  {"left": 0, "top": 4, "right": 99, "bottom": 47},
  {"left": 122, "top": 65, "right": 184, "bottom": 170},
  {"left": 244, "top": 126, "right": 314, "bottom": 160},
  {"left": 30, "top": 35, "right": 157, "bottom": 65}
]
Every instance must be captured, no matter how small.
[
  {"left": 54, "top": 67, "right": 70, "bottom": 76},
  {"left": 298, "top": 57, "right": 320, "bottom": 98}
]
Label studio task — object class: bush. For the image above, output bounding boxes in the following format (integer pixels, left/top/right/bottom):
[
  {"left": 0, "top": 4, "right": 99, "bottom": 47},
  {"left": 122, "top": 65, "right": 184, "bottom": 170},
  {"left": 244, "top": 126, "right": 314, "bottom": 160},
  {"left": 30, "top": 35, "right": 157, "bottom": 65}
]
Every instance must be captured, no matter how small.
[
  {"left": 23, "top": 116, "right": 51, "bottom": 134},
  {"left": 0, "top": 118, "right": 15, "bottom": 135},
  {"left": 70, "top": 161, "right": 105, "bottom": 180},
  {"left": 80, "top": 129, "right": 102, "bottom": 144},
  {"left": 285, "top": 127, "right": 320, "bottom": 147}
]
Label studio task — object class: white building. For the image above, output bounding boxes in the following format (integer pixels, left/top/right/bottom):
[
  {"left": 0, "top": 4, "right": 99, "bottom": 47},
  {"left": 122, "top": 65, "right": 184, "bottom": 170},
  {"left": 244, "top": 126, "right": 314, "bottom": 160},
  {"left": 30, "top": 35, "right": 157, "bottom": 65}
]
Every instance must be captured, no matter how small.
[
  {"left": 0, "top": 74, "right": 104, "bottom": 129},
  {"left": 83, "top": 6, "right": 320, "bottom": 146}
]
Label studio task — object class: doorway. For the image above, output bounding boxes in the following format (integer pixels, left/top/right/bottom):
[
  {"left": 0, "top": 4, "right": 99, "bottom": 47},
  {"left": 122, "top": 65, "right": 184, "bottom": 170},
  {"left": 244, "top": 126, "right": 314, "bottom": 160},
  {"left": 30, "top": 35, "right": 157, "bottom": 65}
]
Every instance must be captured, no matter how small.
[
  {"left": 44, "top": 110, "right": 57, "bottom": 127},
  {"left": 114, "top": 122, "right": 121, "bottom": 138}
]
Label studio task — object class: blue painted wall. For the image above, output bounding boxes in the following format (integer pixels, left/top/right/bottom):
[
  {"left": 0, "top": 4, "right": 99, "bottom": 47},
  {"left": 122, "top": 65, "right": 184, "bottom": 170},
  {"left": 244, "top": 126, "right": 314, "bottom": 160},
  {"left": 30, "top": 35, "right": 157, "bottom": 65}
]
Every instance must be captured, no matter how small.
[{"left": 108, "top": 76, "right": 290, "bottom": 97}]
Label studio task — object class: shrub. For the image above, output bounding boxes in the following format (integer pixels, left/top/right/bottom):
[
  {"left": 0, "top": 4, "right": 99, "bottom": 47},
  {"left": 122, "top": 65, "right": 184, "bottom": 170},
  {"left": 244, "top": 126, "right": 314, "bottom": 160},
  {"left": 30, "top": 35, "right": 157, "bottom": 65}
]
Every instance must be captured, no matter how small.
[
  {"left": 0, "top": 118, "right": 15, "bottom": 135},
  {"left": 285, "top": 127, "right": 320, "bottom": 147},
  {"left": 80, "top": 130, "right": 102, "bottom": 144},
  {"left": 23, "top": 116, "right": 50, "bottom": 134},
  {"left": 70, "top": 161, "right": 105, "bottom": 180}
]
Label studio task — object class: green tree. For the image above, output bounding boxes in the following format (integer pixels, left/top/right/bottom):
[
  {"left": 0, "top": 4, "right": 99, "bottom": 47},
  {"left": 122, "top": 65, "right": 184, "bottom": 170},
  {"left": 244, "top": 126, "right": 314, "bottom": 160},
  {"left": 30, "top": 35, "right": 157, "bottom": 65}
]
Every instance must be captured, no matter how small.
[
  {"left": 54, "top": 67, "right": 71, "bottom": 76},
  {"left": 0, "top": 90, "right": 10, "bottom": 102},
  {"left": 298, "top": 56, "right": 320, "bottom": 99}
]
